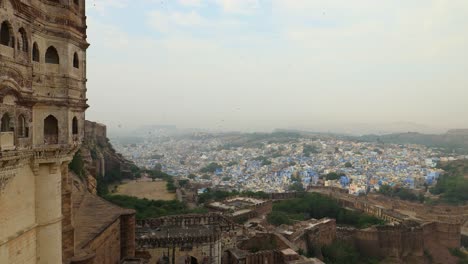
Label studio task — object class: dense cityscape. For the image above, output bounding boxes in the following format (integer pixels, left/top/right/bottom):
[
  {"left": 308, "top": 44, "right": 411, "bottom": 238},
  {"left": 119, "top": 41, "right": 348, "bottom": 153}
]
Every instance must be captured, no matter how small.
[
  {"left": 2, "top": 0, "right": 468, "bottom": 263},
  {"left": 113, "top": 130, "right": 463, "bottom": 195}
]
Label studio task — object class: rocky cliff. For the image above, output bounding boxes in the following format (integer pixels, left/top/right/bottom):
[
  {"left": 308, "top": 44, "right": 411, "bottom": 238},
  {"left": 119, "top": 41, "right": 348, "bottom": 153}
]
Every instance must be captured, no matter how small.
[{"left": 74, "top": 120, "right": 138, "bottom": 194}]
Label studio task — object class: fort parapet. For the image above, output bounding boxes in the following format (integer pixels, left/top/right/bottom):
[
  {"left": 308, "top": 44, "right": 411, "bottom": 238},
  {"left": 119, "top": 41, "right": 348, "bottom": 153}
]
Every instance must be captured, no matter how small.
[{"left": 136, "top": 214, "right": 238, "bottom": 264}]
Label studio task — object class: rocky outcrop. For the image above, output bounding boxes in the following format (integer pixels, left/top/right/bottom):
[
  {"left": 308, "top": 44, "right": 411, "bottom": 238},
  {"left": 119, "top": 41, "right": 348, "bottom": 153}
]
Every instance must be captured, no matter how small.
[{"left": 80, "top": 120, "right": 137, "bottom": 193}]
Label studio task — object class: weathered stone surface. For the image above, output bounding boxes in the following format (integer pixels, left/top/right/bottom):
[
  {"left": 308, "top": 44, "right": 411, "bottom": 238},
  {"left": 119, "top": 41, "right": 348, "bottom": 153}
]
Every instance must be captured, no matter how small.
[
  {"left": 79, "top": 120, "right": 138, "bottom": 193},
  {"left": 310, "top": 187, "right": 464, "bottom": 264},
  {"left": 0, "top": 1, "right": 140, "bottom": 264}
]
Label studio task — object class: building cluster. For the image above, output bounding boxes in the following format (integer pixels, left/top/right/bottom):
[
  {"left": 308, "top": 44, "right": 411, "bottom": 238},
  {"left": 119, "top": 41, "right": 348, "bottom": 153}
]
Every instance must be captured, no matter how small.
[
  {"left": 206, "top": 197, "right": 272, "bottom": 223},
  {"left": 115, "top": 133, "right": 452, "bottom": 195},
  {"left": 135, "top": 212, "right": 329, "bottom": 264}
]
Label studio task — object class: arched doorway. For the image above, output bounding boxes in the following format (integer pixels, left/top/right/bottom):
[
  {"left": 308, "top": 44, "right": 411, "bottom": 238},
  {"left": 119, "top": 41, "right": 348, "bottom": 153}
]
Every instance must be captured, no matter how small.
[
  {"left": 1, "top": 113, "right": 11, "bottom": 132},
  {"left": 45, "top": 46, "right": 60, "bottom": 64},
  {"left": 32, "top": 42, "right": 40, "bottom": 62},
  {"left": 17, "top": 114, "right": 27, "bottom": 138},
  {"left": 73, "top": 52, "right": 79, "bottom": 68},
  {"left": 72, "top": 116, "right": 78, "bottom": 135},
  {"left": 179, "top": 255, "right": 198, "bottom": 264},
  {"left": 44, "top": 115, "right": 58, "bottom": 144},
  {"left": 0, "top": 21, "right": 14, "bottom": 47}
]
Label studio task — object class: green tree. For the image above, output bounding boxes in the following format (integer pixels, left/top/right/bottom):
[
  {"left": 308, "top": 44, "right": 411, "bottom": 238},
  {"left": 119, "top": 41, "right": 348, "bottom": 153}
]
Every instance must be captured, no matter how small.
[
  {"left": 430, "top": 160, "right": 468, "bottom": 204},
  {"left": 325, "top": 172, "right": 343, "bottom": 181},
  {"left": 178, "top": 179, "right": 189, "bottom": 187},
  {"left": 267, "top": 211, "right": 291, "bottom": 226},
  {"left": 69, "top": 152, "right": 85, "bottom": 179},
  {"left": 322, "top": 241, "right": 360, "bottom": 264},
  {"left": 200, "top": 163, "right": 222, "bottom": 173},
  {"left": 270, "top": 193, "right": 384, "bottom": 229},
  {"left": 153, "top": 163, "right": 162, "bottom": 172},
  {"left": 104, "top": 194, "right": 207, "bottom": 219},
  {"left": 289, "top": 182, "right": 305, "bottom": 192},
  {"left": 303, "top": 144, "right": 320, "bottom": 157}
]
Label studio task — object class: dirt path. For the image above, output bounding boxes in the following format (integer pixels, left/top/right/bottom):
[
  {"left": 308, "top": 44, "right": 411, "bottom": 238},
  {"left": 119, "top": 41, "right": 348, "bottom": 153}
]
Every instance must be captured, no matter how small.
[{"left": 114, "top": 180, "right": 176, "bottom": 200}]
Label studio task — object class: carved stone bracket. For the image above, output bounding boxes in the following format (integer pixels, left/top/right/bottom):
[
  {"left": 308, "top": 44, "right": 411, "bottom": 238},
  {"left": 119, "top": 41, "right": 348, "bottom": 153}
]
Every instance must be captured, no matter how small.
[
  {"left": 32, "top": 145, "right": 78, "bottom": 164},
  {"left": 50, "top": 162, "right": 61, "bottom": 174},
  {"left": 31, "top": 162, "right": 39, "bottom": 176}
]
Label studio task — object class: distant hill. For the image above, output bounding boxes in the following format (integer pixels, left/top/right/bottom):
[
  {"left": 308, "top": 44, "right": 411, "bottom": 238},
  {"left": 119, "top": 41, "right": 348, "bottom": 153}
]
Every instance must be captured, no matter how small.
[{"left": 354, "top": 130, "right": 468, "bottom": 154}]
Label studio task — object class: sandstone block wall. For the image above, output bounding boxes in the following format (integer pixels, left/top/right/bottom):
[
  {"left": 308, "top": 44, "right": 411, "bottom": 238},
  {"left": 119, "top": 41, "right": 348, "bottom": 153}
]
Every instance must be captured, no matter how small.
[
  {"left": 120, "top": 214, "right": 136, "bottom": 259},
  {"left": 147, "top": 241, "right": 222, "bottom": 264},
  {"left": 304, "top": 219, "right": 336, "bottom": 256},
  {"left": 88, "top": 219, "right": 122, "bottom": 264}
]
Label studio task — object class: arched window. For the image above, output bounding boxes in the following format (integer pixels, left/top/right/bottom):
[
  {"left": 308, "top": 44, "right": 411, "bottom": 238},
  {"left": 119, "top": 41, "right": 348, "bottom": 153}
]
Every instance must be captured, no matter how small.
[
  {"left": 0, "top": 21, "right": 14, "bottom": 48},
  {"left": 17, "top": 114, "right": 28, "bottom": 138},
  {"left": 1, "top": 113, "right": 11, "bottom": 132},
  {"left": 32, "top": 42, "right": 40, "bottom": 62},
  {"left": 72, "top": 116, "right": 78, "bottom": 135},
  {"left": 73, "top": 52, "right": 79, "bottom": 68},
  {"left": 44, "top": 115, "right": 58, "bottom": 144},
  {"left": 17, "top": 28, "right": 28, "bottom": 52},
  {"left": 45, "top": 46, "right": 60, "bottom": 64}
]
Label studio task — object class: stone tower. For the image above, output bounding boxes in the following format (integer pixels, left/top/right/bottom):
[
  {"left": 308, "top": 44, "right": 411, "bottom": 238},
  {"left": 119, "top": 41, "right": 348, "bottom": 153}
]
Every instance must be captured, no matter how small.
[{"left": 0, "top": 0, "right": 88, "bottom": 263}]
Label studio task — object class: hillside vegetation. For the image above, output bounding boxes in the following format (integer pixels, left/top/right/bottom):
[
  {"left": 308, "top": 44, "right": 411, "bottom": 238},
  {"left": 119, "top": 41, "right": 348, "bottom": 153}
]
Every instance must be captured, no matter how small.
[
  {"left": 267, "top": 193, "right": 384, "bottom": 228},
  {"left": 355, "top": 131, "right": 468, "bottom": 154},
  {"left": 104, "top": 195, "right": 207, "bottom": 219},
  {"left": 430, "top": 160, "right": 468, "bottom": 204}
]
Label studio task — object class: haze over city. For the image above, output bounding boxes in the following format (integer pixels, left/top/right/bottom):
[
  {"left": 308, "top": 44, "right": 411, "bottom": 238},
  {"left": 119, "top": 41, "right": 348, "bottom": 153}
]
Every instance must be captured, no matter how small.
[
  {"left": 2, "top": 0, "right": 468, "bottom": 263},
  {"left": 86, "top": 0, "right": 468, "bottom": 134}
]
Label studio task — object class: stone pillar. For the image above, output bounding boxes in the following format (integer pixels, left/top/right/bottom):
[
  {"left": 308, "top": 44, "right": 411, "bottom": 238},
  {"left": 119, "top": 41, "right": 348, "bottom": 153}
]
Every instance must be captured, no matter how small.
[
  {"left": 62, "top": 163, "right": 75, "bottom": 263},
  {"left": 120, "top": 213, "right": 136, "bottom": 258},
  {"left": 35, "top": 162, "right": 63, "bottom": 264}
]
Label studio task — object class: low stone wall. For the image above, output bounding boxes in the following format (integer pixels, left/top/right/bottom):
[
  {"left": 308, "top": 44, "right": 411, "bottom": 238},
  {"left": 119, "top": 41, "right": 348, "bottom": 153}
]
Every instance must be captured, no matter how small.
[{"left": 348, "top": 221, "right": 460, "bottom": 264}]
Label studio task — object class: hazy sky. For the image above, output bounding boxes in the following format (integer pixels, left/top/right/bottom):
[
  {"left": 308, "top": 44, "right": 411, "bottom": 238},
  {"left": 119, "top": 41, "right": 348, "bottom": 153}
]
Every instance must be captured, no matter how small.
[{"left": 85, "top": 0, "right": 468, "bottom": 134}]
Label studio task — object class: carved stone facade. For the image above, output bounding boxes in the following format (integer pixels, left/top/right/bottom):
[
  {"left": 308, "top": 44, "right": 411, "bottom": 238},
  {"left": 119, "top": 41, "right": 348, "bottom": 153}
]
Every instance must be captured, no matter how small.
[
  {"left": 136, "top": 214, "right": 238, "bottom": 264},
  {"left": 0, "top": 1, "right": 137, "bottom": 263},
  {"left": 0, "top": 0, "right": 87, "bottom": 263}
]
